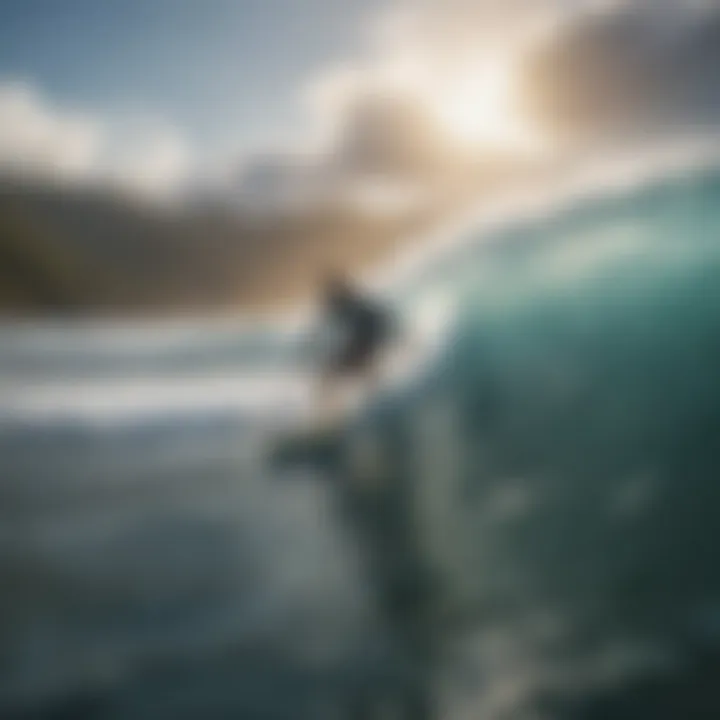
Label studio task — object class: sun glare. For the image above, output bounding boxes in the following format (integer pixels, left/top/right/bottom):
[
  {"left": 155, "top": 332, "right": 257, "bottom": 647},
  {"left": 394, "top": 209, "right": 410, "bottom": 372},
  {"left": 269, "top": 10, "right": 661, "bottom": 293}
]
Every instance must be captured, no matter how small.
[{"left": 428, "top": 57, "right": 544, "bottom": 156}]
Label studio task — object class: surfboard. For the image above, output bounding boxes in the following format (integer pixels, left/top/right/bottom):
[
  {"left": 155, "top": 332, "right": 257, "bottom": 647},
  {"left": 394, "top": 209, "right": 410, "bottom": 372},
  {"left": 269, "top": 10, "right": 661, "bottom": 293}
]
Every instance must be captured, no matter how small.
[
  {"left": 268, "top": 373, "right": 375, "bottom": 471},
  {"left": 269, "top": 421, "right": 345, "bottom": 470}
]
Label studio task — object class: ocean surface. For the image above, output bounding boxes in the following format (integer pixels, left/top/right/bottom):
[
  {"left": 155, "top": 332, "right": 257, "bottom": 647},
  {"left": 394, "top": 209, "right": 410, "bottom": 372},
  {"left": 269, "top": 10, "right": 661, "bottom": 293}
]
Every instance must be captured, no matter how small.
[{"left": 3, "top": 151, "right": 720, "bottom": 718}]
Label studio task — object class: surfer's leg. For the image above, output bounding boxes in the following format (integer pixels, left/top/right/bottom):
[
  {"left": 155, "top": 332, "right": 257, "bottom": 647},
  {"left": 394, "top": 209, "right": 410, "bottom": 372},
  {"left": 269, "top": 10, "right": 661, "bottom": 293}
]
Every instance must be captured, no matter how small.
[
  {"left": 354, "top": 351, "right": 380, "bottom": 400},
  {"left": 315, "top": 370, "right": 340, "bottom": 426}
]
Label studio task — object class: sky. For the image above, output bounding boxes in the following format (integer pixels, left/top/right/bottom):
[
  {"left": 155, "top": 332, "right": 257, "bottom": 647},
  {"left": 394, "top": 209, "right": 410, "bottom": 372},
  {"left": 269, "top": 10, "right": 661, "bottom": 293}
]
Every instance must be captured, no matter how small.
[
  {"left": 0, "top": 0, "right": 384, "bottom": 157},
  {"left": 1, "top": 0, "right": 719, "bottom": 202}
]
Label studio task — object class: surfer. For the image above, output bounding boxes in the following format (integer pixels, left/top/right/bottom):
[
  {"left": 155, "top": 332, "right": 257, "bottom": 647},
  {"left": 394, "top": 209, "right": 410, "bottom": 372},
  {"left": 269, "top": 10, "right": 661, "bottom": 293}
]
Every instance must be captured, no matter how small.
[
  {"left": 316, "top": 272, "right": 394, "bottom": 421},
  {"left": 275, "top": 274, "right": 437, "bottom": 717}
]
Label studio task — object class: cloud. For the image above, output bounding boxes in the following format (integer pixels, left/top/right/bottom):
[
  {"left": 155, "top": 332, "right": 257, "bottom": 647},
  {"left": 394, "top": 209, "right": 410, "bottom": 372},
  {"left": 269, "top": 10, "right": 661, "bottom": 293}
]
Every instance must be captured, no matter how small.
[
  {"left": 363, "top": 0, "right": 720, "bottom": 153},
  {"left": 237, "top": 0, "right": 549, "bottom": 212},
  {"left": 328, "top": 91, "right": 454, "bottom": 179},
  {"left": 101, "top": 117, "right": 192, "bottom": 199},
  {"left": 0, "top": 82, "right": 102, "bottom": 179},
  {"left": 0, "top": 80, "right": 192, "bottom": 199},
  {"left": 303, "top": 0, "right": 543, "bottom": 168},
  {"left": 520, "top": 0, "right": 720, "bottom": 146},
  {"left": 237, "top": 78, "right": 457, "bottom": 214},
  {"left": 300, "top": 48, "right": 461, "bottom": 183},
  {"left": 282, "top": 0, "right": 720, "bottom": 210}
]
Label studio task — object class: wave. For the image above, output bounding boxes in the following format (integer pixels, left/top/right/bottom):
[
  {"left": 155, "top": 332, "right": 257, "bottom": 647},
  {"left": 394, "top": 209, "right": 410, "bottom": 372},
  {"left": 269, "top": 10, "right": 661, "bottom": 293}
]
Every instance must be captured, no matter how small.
[{"left": 4, "top": 139, "right": 720, "bottom": 718}]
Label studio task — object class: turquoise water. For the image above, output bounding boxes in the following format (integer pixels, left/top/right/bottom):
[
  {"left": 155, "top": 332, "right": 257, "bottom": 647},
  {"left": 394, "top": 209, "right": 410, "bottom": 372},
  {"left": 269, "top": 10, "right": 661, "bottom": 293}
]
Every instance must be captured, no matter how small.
[{"left": 2, "top": 160, "right": 720, "bottom": 718}]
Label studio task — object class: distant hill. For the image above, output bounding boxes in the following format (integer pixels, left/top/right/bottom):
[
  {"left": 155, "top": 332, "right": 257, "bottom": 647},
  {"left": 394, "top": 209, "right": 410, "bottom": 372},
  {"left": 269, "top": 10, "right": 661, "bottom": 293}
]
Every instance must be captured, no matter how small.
[{"left": 0, "top": 178, "right": 430, "bottom": 317}]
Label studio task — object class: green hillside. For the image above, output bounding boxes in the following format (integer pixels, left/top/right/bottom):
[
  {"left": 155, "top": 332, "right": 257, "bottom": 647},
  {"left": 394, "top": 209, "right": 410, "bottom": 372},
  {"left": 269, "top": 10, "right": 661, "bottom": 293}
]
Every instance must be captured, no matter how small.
[{"left": 0, "top": 180, "right": 426, "bottom": 317}]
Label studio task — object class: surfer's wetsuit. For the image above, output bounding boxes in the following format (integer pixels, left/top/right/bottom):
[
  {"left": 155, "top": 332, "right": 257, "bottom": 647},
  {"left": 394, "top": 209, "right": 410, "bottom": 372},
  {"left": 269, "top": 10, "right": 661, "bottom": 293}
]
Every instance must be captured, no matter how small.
[{"left": 324, "top": 281, "right": 392, "bottom": 376}]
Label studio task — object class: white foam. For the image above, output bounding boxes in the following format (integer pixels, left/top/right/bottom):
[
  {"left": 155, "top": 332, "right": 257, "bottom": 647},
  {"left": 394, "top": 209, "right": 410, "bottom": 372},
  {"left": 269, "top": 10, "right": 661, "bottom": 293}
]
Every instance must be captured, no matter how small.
[
  {"left": 0, "top": 371, "right": 311, "bottom": 425},
  {"left": 369, "top": 134, "right": 720, "bottom": 303}
]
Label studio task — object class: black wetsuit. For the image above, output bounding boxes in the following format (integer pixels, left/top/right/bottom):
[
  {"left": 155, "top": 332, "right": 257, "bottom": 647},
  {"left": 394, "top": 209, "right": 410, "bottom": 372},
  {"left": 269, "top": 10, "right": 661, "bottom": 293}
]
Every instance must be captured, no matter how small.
[{"left": 326, "top": 290, "right": 392, "bottom": 374}]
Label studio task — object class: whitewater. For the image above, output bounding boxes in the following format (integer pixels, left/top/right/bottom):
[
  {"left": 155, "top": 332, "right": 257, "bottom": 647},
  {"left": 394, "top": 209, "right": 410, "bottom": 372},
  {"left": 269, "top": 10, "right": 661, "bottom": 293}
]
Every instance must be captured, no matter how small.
[{"left": 3, "top": 146, "right": 720, "bottom": 718}]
